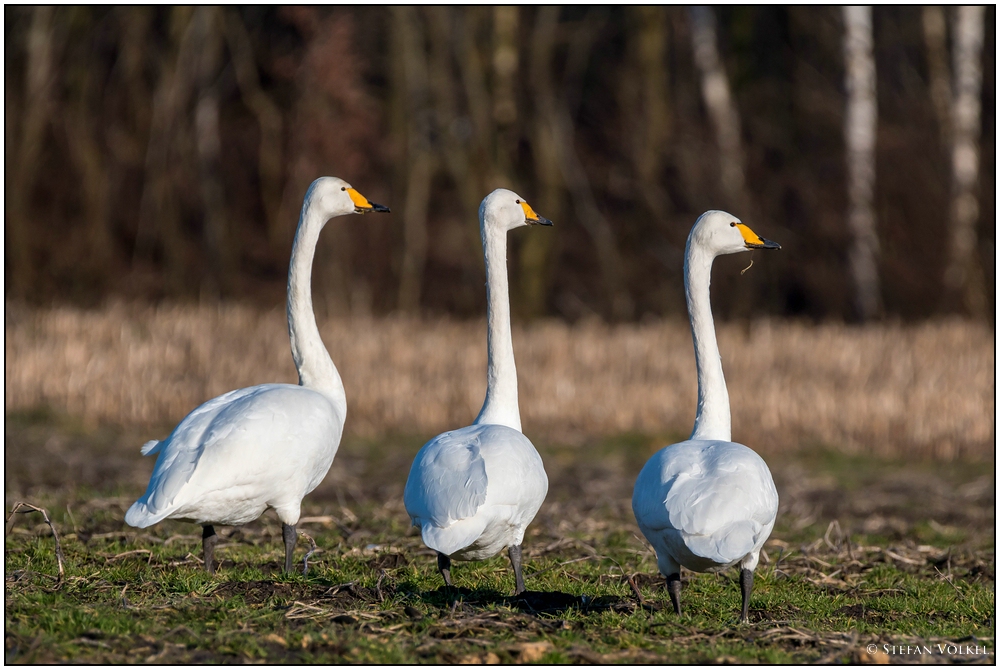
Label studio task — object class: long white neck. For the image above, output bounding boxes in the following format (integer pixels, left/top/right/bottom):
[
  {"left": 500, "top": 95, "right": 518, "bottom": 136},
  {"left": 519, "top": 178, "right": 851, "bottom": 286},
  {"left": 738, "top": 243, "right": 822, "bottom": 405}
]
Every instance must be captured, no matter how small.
[
  {"left": 287, "top": 197, "right": 347, "bottom": 418},
  {"left": 473, "top": 219, "right": 522, "bottom": 431},
  {"left": 684, "top": 239, "right": 731, "bottom": 442}
]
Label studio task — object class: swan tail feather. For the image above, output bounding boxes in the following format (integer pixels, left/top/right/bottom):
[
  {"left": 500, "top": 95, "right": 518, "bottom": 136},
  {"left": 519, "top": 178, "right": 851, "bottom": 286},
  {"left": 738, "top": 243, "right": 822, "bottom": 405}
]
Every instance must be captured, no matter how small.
[
  {"left": 685, "top": 521, "right": 758, "bottom": 565},
  {"left": 140, "top": 440, "right": 161, "bottom": 456},
  {"left": 124, "top": 500, "right": 174, "bottom": 529},
  {"left": 419, "top": 516, "right": 489, "bottom": 557}
]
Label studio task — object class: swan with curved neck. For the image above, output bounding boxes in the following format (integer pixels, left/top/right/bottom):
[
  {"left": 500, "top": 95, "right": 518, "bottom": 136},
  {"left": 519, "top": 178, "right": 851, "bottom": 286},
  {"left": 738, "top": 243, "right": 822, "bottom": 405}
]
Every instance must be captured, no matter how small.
[
  {"left": 126, "top": 177, "right": 389, "bottom": 574},
  {"left": 632, "top": 210, "right": 780, "bottom": 621},
  {"left": 404, "top": 188, "right": 552, "bottom": 595}
]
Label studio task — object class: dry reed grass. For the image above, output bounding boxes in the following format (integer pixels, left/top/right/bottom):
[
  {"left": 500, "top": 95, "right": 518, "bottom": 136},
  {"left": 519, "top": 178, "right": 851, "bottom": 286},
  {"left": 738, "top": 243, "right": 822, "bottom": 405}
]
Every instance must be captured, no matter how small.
[{"left": 4, "top": 302, "right": 994, "bottom": 460}]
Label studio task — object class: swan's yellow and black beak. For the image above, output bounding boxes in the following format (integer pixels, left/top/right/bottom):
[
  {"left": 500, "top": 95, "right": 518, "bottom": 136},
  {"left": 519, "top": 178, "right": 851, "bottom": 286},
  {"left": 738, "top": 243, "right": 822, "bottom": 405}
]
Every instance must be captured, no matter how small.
[
  {"left": 347, "top": 188, "right": 391, "bottom": 214},
  {"left": 735, "top": 222, "right": 780, "bottom": 250},
  {"left": 520, "top": 200, "right": 553, "bottom": 226}
]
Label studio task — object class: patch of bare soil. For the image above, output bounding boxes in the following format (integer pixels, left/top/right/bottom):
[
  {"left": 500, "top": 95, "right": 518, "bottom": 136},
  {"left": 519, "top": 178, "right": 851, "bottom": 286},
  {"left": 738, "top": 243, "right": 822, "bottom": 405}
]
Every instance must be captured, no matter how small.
[
  {"left": 210, "top": 580, "right": 325, "bottom": 604},
  {"left": 367, "top": 553, "right": 408, "bottom": 570}
]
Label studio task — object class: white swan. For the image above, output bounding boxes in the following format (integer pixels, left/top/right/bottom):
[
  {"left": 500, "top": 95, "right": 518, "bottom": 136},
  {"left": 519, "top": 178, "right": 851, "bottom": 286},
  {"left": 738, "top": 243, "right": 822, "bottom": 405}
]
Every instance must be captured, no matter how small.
[
  {"left": 125, "top": 177, "right": 389, "bottom": 574},
  {"left": 632, "top": 210, "right": 780, "bottom": 621},
  {"left": 403, "top": 189, "right": 551, "bottom": 595}
]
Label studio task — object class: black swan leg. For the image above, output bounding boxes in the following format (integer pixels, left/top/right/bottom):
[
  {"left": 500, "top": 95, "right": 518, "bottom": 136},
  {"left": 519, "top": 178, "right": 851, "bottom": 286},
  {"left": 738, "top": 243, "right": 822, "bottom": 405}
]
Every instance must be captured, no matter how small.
[
  {"left": 740, "top": 568, "right": 754, "bottom": 623},
  {"left": 202, "top": 525, "right": 218, "bottom": 575},
  {"left": 666, "top": 572, "right": 682, "bottom": 615},
  {"left": 508, "top": 544, "right": 526, "bottom": 596},
  {"left": 437, "top": 551, "right": 454, "bottom": 587},
  {"left": 282, "top": 523, "right": 297, "bottom": 574}
]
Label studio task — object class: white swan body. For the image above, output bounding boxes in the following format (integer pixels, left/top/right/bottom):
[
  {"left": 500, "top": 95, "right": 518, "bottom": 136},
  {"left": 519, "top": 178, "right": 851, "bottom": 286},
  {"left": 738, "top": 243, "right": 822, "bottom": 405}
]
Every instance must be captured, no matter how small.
[
  {"left": 633, "top": 440, "right": 777, "bottom": 575},
  {"left": 125, "top": 383, "right": 342, "bottom": 528},
  {"left": 126, "top": 177, "right": 389, "bottom": 572},
  {"left": 405, "top": 423, "right": 547, "bottom": 560},
  {"left": 632, "top": 210, "right": 780, "bottom": 618},
  {"left": 404, "top": 189, "right": 551, "bottom": 591}
]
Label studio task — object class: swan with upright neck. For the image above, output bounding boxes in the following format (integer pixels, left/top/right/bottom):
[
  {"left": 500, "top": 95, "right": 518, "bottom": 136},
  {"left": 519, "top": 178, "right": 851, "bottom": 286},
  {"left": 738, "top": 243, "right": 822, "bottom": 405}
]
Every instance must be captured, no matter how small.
[
  {"left": 632, "top": 210, "right": 780, "bottom": 622},
  {"left": 404, "top": 188, "right": 552, "bottom": 595},
  {"left": 125, "top": 177, "right": 389, "bottom": 574}
]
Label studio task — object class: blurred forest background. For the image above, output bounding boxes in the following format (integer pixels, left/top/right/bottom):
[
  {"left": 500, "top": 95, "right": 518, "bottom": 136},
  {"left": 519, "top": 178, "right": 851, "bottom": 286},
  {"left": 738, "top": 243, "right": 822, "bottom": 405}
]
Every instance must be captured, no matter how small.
[{"left": 4, "top": 6, "right": 996, "bottom": 323}]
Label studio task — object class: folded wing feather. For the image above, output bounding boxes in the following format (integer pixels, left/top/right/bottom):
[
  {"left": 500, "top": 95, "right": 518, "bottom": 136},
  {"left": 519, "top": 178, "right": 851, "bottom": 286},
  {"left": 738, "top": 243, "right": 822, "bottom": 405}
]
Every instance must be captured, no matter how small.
[{"left": 404, "top": 426, "right": 489, "bottom": 528}]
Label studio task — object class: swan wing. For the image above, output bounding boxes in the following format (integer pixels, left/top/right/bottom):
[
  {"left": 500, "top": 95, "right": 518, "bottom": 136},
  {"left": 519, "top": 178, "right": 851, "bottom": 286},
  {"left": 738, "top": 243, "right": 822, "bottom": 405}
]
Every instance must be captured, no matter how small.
[
  {"left": 474, "top": 424, "right": 548, "bottom": 512},
  {"left": 126, "top": 384, "right": 340, "bottom": 527},
  {"left": 125, "top": 387, "right": 261, "bottom": 527},
  {"left": 404, "top": 425, "right": 489, "bottom": 527}
]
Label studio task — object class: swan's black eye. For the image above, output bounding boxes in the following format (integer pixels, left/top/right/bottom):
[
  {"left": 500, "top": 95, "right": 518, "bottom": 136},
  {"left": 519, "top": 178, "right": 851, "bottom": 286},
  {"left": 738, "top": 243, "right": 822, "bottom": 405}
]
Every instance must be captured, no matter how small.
[
  {"left": 730, "top": 222, "right": 736, "bottom": 227},
  {"left": 515, "top": 199, "right": 520, "bottom": 204},
  {"left": 341, "top": 187, "right": 346, "bottom": 191}
]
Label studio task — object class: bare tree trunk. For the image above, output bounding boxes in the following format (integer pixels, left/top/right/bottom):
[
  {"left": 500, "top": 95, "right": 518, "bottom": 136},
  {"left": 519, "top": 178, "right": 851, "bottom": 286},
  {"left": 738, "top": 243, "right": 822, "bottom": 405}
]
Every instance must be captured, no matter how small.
[
  {"left": 557, "top": 112, "right": 634, "bottom": 320},
  {"left": 942, "top": 6, "right": 986, "bottom": 317},
  {"left": 223, "top": 9, "right": 285, "bottom": 247},
  {"left": 5, "top": 76, "right": 16, "bottom": 284},
  {"left": 393, "top": 7, "right": 435, "bottom": 313},
  {"left": 115, "top": 7, "right": 154, "bottom": 144},
  {"left": 453, "top": 8, "right": 501, "bottom": 268},
  {"left": 689, "top": 6, "right": 748, "bottom": 213},
  {"left": 628, "top": 6, "right": 672, "bottom": 218},
  {"left": 134, "top": 7, "right": 198, "bottom": 293},
  {"left": 63, "top": 14, "right": 113, "bottom": 280},
  {"left": 922, "top": 7, "right": 951, "bottom": 147},
  {"left": 192, "top": 7, "right": 231, "bottom": 300},
  {"left": 7, "top": 6, "right": 56, "bottom": 298},
  {"left": 424, "top": 8, "right": 484, "bottom": 226},
  {"left": 521, "top": 6, "right": 563, "bottom": 319},
  {"left": 102, "top": 7, "right": 154, "bottom": 192},
  {"left": 532, "top": 11, "right": 633, "bottom": 321},
  {"left": 398, "top": 148, "right": 433, "bottom": 314},
  {"left": 843, "top": 6, "right": 881, "bottom": 321},
  {"left": 455, "top": 8, "right": 492, "bottom": 170},
  {"left": 491, "top": 6, "right": 519, "bottom": 183}
]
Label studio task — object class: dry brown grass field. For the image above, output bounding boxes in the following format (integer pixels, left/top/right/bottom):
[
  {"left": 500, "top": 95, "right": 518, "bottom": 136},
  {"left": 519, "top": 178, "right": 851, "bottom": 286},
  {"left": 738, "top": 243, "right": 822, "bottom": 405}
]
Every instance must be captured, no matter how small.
[{"left": 4, "top": 302, "right": 993, "bottom": 460}]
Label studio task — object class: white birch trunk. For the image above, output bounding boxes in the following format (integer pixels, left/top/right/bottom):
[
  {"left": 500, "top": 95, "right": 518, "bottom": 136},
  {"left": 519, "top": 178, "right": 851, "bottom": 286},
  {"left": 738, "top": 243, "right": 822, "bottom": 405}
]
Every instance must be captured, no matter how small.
[
  {"left": 843, "top": 6, "right": 881, "bottom": 321},
  {"left": 690, "top": 6, "right": 747, "bottom": 210},
  {"left": 942, "top": 6, "right": 986, "bottom": 315}
]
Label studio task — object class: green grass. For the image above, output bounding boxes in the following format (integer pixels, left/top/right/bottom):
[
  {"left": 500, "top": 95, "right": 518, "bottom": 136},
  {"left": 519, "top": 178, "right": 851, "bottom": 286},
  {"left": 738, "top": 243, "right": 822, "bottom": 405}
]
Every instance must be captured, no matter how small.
[
  {"left": 5, "top": 420, "right": 995, "bottom": 663},
  {"left": 5, "top": 498, "right": 994, "bottom": 663}
]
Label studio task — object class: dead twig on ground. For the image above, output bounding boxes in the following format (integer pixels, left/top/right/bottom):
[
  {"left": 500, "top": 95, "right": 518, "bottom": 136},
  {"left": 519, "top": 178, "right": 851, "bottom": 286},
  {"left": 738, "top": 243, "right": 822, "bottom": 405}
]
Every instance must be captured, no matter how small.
[
  {"left": 5, "top": 502, "right": 65, "bottom": 584},
  {"left": 934, "top": 566, "right": 964, "bottom": 598},
  {"left": 298, "top": 530, "right": 319, "bottom": 574},
  {"left": 105, "top": 549, "right": 153, "bottom": 564},
  {"left": 626, "top": 573, "right": 646, "bottom": 606}
]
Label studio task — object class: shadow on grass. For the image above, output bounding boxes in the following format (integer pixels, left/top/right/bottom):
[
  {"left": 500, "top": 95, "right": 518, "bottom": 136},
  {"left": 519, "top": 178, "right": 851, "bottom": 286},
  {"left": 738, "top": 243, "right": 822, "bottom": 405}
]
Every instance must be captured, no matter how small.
[
  {"left": 407, "top": 582, "right": 641, "bottom": 616},
  {"left": 206, "top": 576, "right": 382, "bottom": 609}
]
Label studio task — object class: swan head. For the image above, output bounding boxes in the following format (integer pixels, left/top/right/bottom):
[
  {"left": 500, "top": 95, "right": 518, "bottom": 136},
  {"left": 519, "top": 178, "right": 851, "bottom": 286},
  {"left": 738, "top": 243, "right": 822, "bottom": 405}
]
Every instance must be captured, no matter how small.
[
  {"left": 480, "top": 188, "right": 553, "bottom": 232},
  {"left": 305, "top": 177, "right": 390, "bottom": 220},
  {"left": 690, "top": 210, "right": 780, "bottom": 256}
]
